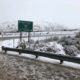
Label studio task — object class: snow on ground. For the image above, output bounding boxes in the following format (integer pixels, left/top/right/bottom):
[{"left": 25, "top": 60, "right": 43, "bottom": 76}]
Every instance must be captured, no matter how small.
[
  {"left": 5, "top": 52, "right": 80, "bottom": 69},
  {"left": 38, "top": 57, "right": 80, "bottom": 69},
  {"left": 1, "top": 39, "right": 65, "bottom": 55},
  {"left": 1, "top": 39, "right": 80, "bottom": 69},
  {"left": 76, "top": 54, "right": 80, "bottom": 57},
  {"left": 2, "top": 39, "right": 19, "bottom": 48}
]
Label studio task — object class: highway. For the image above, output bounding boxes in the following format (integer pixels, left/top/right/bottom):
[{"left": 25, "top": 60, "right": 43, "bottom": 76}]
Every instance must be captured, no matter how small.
[{"left": 0, "top": 33, "right": 75, "bottom": 40}]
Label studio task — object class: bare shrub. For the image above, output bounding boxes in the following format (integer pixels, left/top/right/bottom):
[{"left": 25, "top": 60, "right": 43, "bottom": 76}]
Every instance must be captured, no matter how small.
[
  {"left": 53, "top": 36, "right": 59, "bottom": 41},
  {"left": 75, "top": 44, "right": 80, "bottom": 50},
  {"left": 75, "top": 32, "right": 80, "bottom": 38},
  {"left": 46, "top": 47, "right": 53, "bottom": 52},
  {"left": 17, "top": 42, "right": 26, "bottom": 49},
  {"left": 64, "top": 45, "right": 79, "bottom": 56}
]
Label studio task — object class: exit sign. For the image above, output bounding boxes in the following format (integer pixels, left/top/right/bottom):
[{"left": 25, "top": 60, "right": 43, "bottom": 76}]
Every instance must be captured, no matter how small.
[{"left": 18, "top": 20, "right": 33, "bottom": 32}]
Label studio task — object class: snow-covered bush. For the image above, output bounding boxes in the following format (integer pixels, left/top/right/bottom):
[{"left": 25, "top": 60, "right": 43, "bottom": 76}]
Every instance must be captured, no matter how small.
[
  {"left": 59, "top": 36, "right": 78, "bottom": 46},
  {"left": 46, "top": 47, "right": 54, "bottom": 52},
  {"left": 43, "top": 37, "right": 59, "bottom": 43},
  {"left": 58, "top": 37, "right": 68, "bottom": 46},
  {"left": 44, "top": 37, "right": 53, "bottom": 42},
  {"left": 64, "top": 45, "right": 79, "bottom": 56},
  {"left": 75, "top": 44, "right": 80, "bottom": 50},
  {"left": 53, "top": 36, "right": 59, "bottom": 41},
  {"left": 34, "top": 41, "right": 65, "bottom": 55},
  {"left": 58, "top": 34, "right": 80, "bottom": 56},
  {"left": 75, "top": 32, "right": 80, "bottom": 38},
  {"left": 16, "top": 40, "right": 26, "bottom": 49}
]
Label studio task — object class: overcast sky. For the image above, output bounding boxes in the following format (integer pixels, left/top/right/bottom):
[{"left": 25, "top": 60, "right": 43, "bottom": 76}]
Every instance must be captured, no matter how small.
[{"left": 0, "top": 0, "right": 80, "bottom": 28}]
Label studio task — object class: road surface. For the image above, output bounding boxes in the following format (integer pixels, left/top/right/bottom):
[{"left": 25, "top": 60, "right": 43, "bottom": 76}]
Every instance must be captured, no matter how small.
[{"left": 0, "top": 52, "right": 80, "bottom": 80}]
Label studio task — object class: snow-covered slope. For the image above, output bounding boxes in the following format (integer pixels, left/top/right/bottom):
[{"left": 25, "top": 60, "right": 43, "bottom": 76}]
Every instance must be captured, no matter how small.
[
  {"left": 0, "top": 21, "right": 18, "bottom": 32},
  {"left": 34, "top": 21, "right": 68, "bottom": 31},
  {"left": 0, "top": 21, "right": 68, "bottom": 32}
]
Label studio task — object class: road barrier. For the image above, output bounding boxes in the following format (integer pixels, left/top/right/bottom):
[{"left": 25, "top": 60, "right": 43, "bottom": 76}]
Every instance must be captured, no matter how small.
[{"left": 2, "top": 46, "right": 80, "bottom": 64}]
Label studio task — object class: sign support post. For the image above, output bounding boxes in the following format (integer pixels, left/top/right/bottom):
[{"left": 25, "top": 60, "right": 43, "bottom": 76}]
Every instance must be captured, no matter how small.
[
  {"left": 20, "top": 32, "right": 22, "bottom": 42},
  {"left": 13, "top": 39, "right": 15, "bottom": 48},
  {"left": 18, "top": 20, "right": 33, "bottom": 49},
  {"left": 28, "top": 32, "right": 30, "bottom": 48}
]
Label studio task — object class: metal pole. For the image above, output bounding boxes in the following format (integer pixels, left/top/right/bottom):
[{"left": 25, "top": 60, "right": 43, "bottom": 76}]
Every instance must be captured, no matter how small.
[
  {"left": 13, "top": 39, "right": 15, "bottom": 48},
  {"left": 28, "top": 32, "right": 30, "bottom": 48},
  {"left": 2, "top": 32, "right": 3, "bottom": 40},
  {"left": 28, "top": 32, "right": 30, "bottom": 43},
  {"left": 20, "top": 32, "right": 22, "bottom": 42}
]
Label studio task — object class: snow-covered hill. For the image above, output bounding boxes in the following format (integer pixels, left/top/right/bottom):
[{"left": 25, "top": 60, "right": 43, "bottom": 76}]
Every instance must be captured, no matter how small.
[
  {"left": 34, "top": 21, "right": 68, "bottom": 31},
  {"left": 0, "top": 21, "right": 18, "bottom": 32},
  {"left": 0, "top": 21, "right": 68, "bottom": 32}
]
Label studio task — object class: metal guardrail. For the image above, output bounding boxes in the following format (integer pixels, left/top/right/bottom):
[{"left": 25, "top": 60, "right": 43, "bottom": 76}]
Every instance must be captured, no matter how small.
[{"left": 2, "top": 46, "right": 80, "bottom": 64}]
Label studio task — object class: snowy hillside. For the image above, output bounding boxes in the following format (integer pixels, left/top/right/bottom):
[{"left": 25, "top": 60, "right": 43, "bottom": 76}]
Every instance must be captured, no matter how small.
[
  {"left": 0, "top": 21, "right": 68, "bottom": 32},
  {"left": 33, "top": 21, "right": 68, "bottom": 31},
  {"left": 0, "top": 21, "right": 18, "bottom": 32}
]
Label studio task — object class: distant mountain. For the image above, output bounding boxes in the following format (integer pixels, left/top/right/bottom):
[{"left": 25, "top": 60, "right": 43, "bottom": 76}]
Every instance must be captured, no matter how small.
[
  {"left": 32, "top": 21, "right": 68, "bottom": 31},
  {"left": 0, "top": 21, "right": 68, "bottom": 32}
]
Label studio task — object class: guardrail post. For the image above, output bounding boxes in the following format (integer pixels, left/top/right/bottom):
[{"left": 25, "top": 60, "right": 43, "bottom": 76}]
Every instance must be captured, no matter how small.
[
  {"left": 60, "top": 60, "right": 63, "bottom": 64},
  {"left": 19, "top": 52, "right": 21, "bottom": 55},
  {"left": 2, "top": 46, "right": 7, "bottom": 54},
  {"left": 35, "top": 55, "right": 38, "bottom": 58}
]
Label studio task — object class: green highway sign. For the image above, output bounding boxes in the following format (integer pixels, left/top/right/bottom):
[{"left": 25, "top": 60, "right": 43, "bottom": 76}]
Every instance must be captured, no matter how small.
[{"left": 18, "top": 20, "right": 33, "bottom": 32}]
